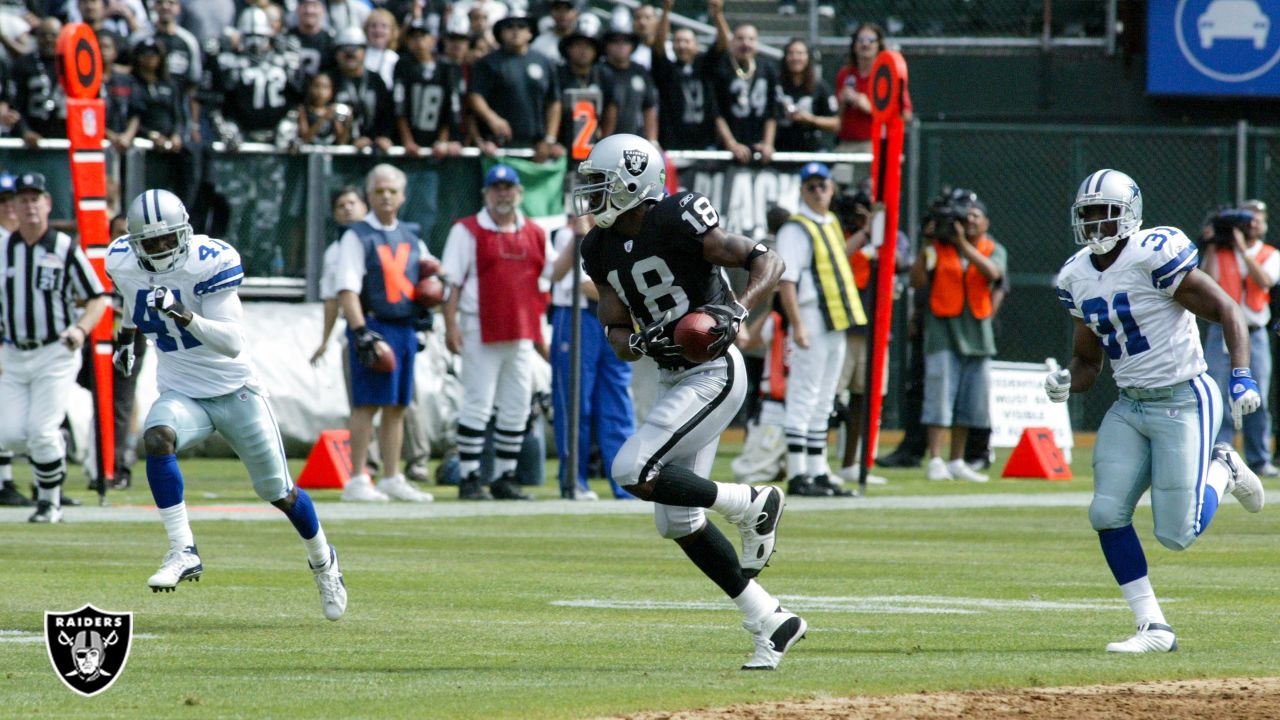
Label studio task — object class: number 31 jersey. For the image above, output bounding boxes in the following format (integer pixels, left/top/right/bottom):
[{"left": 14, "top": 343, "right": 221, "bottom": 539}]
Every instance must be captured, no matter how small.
[
  {"left": 1055, "top": 226, "right": 1206, "bottom": 389},
  {"left": 581, "top": 191, "right": 732, "bottom": 334},
  {"left": 106, "top": 234, "right": 257, "bottom": 398}
]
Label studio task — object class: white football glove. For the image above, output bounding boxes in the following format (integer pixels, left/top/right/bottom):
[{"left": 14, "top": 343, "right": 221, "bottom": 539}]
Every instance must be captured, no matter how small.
[
  {"left": 147, "top": 286, "right": 191, "bottom": 323},
  {"left": 1044, "top": 368, "right": 1072, "bottom": 403}
]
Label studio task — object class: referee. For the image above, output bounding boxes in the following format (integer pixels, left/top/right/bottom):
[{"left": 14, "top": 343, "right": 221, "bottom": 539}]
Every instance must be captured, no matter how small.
[{"left": 0, "top": 172, "right": 108, "bottom": 523}]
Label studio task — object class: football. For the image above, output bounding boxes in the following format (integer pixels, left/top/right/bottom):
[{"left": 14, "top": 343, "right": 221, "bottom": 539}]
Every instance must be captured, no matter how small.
[
  {"left": 366, "top": 339, "right": 397, "bottom": 373},
  {"left": 419, "top": 257, "right": 441, "bottom": 278},
  {"left": 674, "top": 311, "right": 719, "bottom": 364},
  {"left": 415, "top": 275, "right": 445, "bottom": 308}
]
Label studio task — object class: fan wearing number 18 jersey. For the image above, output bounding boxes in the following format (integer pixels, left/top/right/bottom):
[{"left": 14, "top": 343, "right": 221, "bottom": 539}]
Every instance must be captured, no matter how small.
[
  {"left": 1049, "top": 169, "right": 1264, "bottom": 654},
  {"left": 576, "top": 134, "right": 805, "bottom": 670},
  {"left": 106, "top": 189, "right": 346, "bottom": 622}
]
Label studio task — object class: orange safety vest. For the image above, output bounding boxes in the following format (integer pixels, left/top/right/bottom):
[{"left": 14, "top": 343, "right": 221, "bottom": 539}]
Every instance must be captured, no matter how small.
[
  {"left": 850, "top": 250, "right": 871, "bottom": 289},
  {"left": 929, "top": 236, "right": 995, "bottom": 320},
  {"left": 1215, "top": 244, "right": 1276, "bottom": 313}
]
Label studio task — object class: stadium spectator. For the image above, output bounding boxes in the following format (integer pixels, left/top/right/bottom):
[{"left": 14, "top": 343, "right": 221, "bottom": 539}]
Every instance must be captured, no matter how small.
[
  {"left": 325, "top": 0, "right": 370, "bottom": 35},
  {"left": 599, "top": 24, "right": 657, "bottom": 143},
  {"left": 334, "top": 164, "right": 436, "bottom": 503},
  {"left": 363, "top": 8, "right": 400, "bottom": 89},
  {"left": 649, "top": 0, "right": 719, "bottom": 151},
  {"left": 627, "top": 2, "right": 659, "bottom": 68},
  {"left": 553, "top": 17, "right": 604, "bottom": 154},
  {"left": 777, "top": 0, "right": 833, "bottom": 16},
  {"left": 0, "top": 172, "right": 108, "bottom": 523},
  {"left": 12, "top": 16, "right": 68, "bottom": 145},
  {"left": 100, "top": 33, "right": 141, "bottom": 152},
  {"left": 909, "top": 188, "right": 1006, "bottom": 482},
  {"left": 132, "top": 38, "right": 187, "bottom": 155},
  {"left": 210, "top": 7, "right": 306, "bottom": 147},
  {"left": 775, "top": 162, "right": 864, "bottom": 497},
  {"left": 393, "top": 16, "right": 461, "bottom": 157},
  {"left": 297, "top": 71, "right": 351, "bottom": 146},
  {"left": 130, "top": 0, "right": 201, "bottom": 109},
  {"left": 707, "top": 11, "right": 777, "bottom": 164},
  {"left": 331, "top": 26, "right": 396, "bottom": 152},
  {"left": 287, "top": 0, "right": 336, "bottom": 78},
  {"left": 834, "top": 22, "right": 913, "bottom": 154},
  {"left": 467, "top": 13, "right": 561, "bottom": 160},
  {"left": 177, "top": 0, "right": 234, "bottom": 47},
  {"left": 1202, "top": 199, "right": 1279, "bottom": 476},
  {"left": 439, "top": 14, "right": 472, "bottom": 144},
  {"left": 441, "top": 164, "right": 552, "bottom": 501},
  {"left": 68, "top": 0, "right": 139, "bottom": 48},
  {"left": 549, "top": 212, "right": 635, "bottom": 500},
  {"left": 530, "top": 0, "right": 580, "bottom": 63},
  {"left": 775, "top": 38, "right": 837, "bottom": 152}
]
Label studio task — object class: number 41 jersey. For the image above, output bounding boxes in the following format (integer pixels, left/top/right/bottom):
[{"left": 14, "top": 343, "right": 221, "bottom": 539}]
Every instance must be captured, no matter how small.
[
  {"left": 581, "top": 191, "right": 732, "bottom": 335},
  {"left": 1055, "top": 226, "right": 1206, "bottom": 389},
  {"left": 106, "top": 234, "right": 258, "bottom": 398}
]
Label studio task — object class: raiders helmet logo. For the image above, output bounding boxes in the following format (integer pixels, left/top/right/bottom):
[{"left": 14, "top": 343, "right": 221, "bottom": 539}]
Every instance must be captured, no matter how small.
[
  {"left": 622, "top": 149, "right": 648, "bottom": 176},
  {"left": 45, "top": 604, "right": 133, "bottom": 697}
]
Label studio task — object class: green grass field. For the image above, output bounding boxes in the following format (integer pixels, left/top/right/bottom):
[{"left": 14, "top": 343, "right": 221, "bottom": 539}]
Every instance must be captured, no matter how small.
[{"left": 1, "top": 445, "right": 1277, "bottom": 719}]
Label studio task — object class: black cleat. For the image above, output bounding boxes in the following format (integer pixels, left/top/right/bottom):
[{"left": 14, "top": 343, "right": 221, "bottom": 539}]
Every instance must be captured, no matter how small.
[
  {"left": 458, "top": 472, "right": 492, "bottom": 500},
  {"left": 490, "top": 473, "right": 533, "bottom": 501},
  {"left": 813, "top": 474, "right": 854, "bottom": 497},
  {"left": 787, "top": 475, "right": 833, "bottom": 497}
]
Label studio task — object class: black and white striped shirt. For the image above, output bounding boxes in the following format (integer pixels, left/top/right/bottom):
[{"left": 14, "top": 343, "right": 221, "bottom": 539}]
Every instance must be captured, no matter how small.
[{"left": 1, "top": 228, "right": 105, "bottom": 347}]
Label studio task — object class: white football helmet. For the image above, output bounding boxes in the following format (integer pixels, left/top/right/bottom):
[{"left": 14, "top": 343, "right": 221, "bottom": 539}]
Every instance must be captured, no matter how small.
[
  {"left": 237, "top": 7, "right": 273, "bottom": 55},
  {"left": 573, "top": 133, "right": 665, "bottom": 228},
  {"left": 127, "top": 189, "right": 193, "bottom": 274},
  {"left": 1071, "top": 169, "right": 1142, "bottom": 255}
]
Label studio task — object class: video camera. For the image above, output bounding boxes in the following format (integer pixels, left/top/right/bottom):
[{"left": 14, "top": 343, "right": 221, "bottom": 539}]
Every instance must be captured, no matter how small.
[
  {"left": 927, "top": 193, "right": 970, "bottom": 244},
  {"left": 1209, "top": 208, "right": 1254, "bottom": 247}
]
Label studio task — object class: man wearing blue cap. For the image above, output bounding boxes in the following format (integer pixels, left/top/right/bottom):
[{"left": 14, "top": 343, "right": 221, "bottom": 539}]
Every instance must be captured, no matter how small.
[
  {"left": 441, "top": 164, "right": 555, "bottom": 500},
  {"left": 773, "top": 162, "right": 865, "bottom": 496}
]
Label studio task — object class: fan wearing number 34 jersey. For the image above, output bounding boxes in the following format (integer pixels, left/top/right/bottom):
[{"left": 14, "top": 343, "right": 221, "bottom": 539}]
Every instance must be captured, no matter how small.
[
  {"left": 106, "top": 189, "right": 346, "bottom": 622},
  {"left": 577, "top": 134, "right": 805, "bottom": 670},
  {"left": 1049, "top": 169, "right": 1264, "bottom": 654}
]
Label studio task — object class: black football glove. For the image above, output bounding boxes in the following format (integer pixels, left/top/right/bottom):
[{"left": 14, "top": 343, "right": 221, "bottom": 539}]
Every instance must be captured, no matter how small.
[
  {"left": 147, "top": 286, "right": 192, "bottom": 325},
  {"left": 697, "top": 301, "right": 747, "bottom": 357},
  {"left": 113, "top": 327, "right": 137, "bottom": 376},
  {"left": 354, "top": 326, "right": 387, "bottom": 369},
  {"left": 628, "top": 311, "right": 684, "bottom": 365}
]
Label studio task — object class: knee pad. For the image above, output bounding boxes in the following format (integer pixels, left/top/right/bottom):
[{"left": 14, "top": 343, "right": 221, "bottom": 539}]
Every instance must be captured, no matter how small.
[
  {"left": 252, "top": 475, "right": 289, "bottom": 504},
  {"left": 611, "top": 441, "right": 643, "bottom": 488},
  {"left": 1088, "top": 495, "right": 1135, "bottom": 532},
  {"left": 1154, "top": 527, "right": 1195, "bottom": 552},
  {"left": 26, "top": 431, "right": 65, "bottom": 466},
  {"left": 654, "top": 505, "right": 704, "bottom": 540}
]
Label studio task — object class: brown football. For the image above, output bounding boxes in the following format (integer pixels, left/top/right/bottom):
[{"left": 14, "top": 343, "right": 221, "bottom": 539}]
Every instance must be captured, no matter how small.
[
  {"left": 368, "top": 339, "right": 397, "bottom": 373},
  {"left": 415, "top": 275, "right": 445, "bottom": 308},
  {"left": 674, "top": 311, "right": 719, "bottom": 364}
]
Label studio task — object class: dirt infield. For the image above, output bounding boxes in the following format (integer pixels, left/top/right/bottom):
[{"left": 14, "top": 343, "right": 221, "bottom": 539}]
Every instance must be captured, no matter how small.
[{"left": 606, "top": 677, "right": 1280, "bottom": 720}]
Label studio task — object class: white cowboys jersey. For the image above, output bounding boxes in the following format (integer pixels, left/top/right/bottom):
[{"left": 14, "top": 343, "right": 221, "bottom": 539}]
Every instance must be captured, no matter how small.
[
  {"left": 1055, "top": 226, "right": 1206, "bottom": 389},
  {"left": 106, "top": 234, "right": 257, "bottom": 398}
]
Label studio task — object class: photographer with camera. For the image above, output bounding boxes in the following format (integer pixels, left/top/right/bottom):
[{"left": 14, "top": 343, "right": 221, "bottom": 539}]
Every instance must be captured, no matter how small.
[
  {"left": 1201, "top": 199, "right": 1279, "bottom": 477},
  {"left": 909, "top": 189, "right": 1006, "bottom": 482}
]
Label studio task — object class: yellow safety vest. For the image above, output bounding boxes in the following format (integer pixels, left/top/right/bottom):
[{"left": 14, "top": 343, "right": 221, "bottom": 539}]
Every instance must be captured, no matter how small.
[{"left": 791, "top": 213, "right": 866, "bottom": 332}]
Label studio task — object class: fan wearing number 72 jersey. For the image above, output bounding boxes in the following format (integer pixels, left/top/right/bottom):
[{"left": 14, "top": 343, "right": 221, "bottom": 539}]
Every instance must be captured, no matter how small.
[
  {"left": 1049, "top": 169, "right": 1264, "bottom": 655},
  {"left": 105, "top": 189, "right": 347, "bottom": 622}
]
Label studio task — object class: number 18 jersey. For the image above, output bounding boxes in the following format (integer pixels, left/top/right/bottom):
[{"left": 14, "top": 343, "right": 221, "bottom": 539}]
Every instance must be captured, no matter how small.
[
  {"left": 106, "top": 234, "right": 257, "bottom": 398},
  {"left": 1055, "top": 226, "right": 1206, "bottom": 389}
]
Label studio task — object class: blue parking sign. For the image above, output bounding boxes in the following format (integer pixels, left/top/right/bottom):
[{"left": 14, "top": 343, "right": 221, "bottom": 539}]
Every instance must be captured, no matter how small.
[{"left": 1148, "top": 0, "right": 1280, "bottom": 96}]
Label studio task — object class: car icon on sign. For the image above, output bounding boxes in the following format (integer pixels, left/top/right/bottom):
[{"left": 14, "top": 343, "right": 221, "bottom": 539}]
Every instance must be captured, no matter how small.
[{"left": 1199, "top": 0, "right": 1270, "bottom": 49}]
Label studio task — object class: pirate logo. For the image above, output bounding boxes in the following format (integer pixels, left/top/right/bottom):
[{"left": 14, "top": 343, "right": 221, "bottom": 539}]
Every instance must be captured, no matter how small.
[
  {"left": 45, "top": 604, "right": 133, "bottom": 697},
  {"left": 622, "top": 148, "right": 648, "bottom": 176}
]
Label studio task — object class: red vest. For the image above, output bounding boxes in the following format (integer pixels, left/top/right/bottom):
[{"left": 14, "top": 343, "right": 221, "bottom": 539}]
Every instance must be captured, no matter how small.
[
  {"left": 460, "top": 214, "right": 546, "bottom": 344},
  {"left": 1215, "top": 244, "right": 1276, "bottom": 313},
  {"left": 929, "top": 236, "right": 995, "bottom": 320}
]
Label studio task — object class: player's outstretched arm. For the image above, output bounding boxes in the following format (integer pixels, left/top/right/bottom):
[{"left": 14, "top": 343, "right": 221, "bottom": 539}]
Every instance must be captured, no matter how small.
[{"left": 701, "top": 227, "right": 784, "bottom": 313}]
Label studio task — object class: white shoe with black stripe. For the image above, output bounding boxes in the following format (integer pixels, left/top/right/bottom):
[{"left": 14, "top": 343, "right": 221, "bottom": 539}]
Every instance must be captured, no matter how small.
[
  {"left": 1214, "top": 443, "right": 1264, "bottom": 513},
  {"left": 148, "top": 545, "right": 203, "bottom": 592},
  {"left": 733, "top": 485, "right": 784, "bottom": 578},
  {"left": 742, "top": 606, "right": 807, "bottom": 670},
  {"left": 1105, "top": 622, "right": 1177, "bottom": 653}
]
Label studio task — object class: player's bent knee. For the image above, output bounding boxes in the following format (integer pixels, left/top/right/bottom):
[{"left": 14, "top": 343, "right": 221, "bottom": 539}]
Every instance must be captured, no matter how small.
[
  {"left": 143, "top": 426, "right": 178, "bottom": 456},
  {"left": 253, "top": 477, "right": 289, "bottom": 504},
  {"left": 1155, "top": 529, "right": 1195, "bottom": 552},
  {"left": 654, "top": 510, "right": 701, "bottom": 540},
  {"left": 611, "top": 445, "right": 643, "bottom": 488},
  {"left": 1088, "top": 498, "right": 1134, "bottom": 532}
]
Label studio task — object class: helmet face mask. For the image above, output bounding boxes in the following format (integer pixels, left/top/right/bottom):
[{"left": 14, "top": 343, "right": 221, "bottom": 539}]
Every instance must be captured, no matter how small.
[
  {"left": 572, "top": 134, "right": 665, "bottom": 229},
  {"left": 127, "top": 189, "right": 193, "bottom": 274},
  {"left": 1071, "top": 169, "right": 1142, "bottom": 255}
]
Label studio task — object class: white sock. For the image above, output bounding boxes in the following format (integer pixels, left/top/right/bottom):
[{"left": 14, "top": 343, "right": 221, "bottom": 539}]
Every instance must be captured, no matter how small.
[
  {"left": 158, "top": 503, "right": 195, "bottom": 550},
  {"left": 1120, "top": 576, "right": 1166, "bottom": 627},
  {"left": 732, "top": 580, "right": 777, "bottom": 624},
  {"left": 305, "top": 527, "right": 330, "bottom": 568},
  {"left": 710, "top": 482, "right": 752, "bottom": 520},
  {"left": 806, "top": 451, "right": 827, "bottom": 478},
  {"left": 1206, "top": 457, "right": 1232, "bottom": 498},
  {"left": 36, "top": 484, "right": 62, "bottom": 507}
]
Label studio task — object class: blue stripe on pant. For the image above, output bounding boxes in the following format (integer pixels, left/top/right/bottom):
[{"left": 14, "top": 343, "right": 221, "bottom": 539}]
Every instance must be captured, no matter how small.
[
  {"left": 1204, "top": 323, "right": 1271, "bottom": 468},
  {"left": 550, "top": 306, "right": 636, "bottom": 498}
]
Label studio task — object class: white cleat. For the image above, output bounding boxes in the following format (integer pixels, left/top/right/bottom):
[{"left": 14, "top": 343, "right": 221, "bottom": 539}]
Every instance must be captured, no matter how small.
[
  {"left": 733, "top": 485, "right": 784, "bottom": 579},
  {"left": 311, "top": 545, "right": 347, "bottom": 621},
  {"left": 1105, "top": 622, "right": 1177, "bottom": 653},
  {"left": 926, "top": 457, "right": 953, "bottom": 481},
  {"left": 148, "top": 545, "right": 203, "bottom": 592},
  {"left": 948, "top": 459, "right": 989, "bottom": 483},
  {"left": 341, "top": 474, "right": 390, "bottom": 502},
  {"left": 376, "top": 474, "right": 434, "bottom": 502},
  {"left": 571, "top": 487, "right": 600, "bottom": 501},
  {"left": 1214, "top": 443, "right": 1264, "bottom": 513},
  {"left": 742, "top": 606, "right": 808, "bottom": 670}
]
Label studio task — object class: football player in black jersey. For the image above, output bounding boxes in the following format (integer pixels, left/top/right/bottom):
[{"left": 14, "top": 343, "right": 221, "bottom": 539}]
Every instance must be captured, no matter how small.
[{"left": 576, "top": 134, "right": 806, "bottom": 670}]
